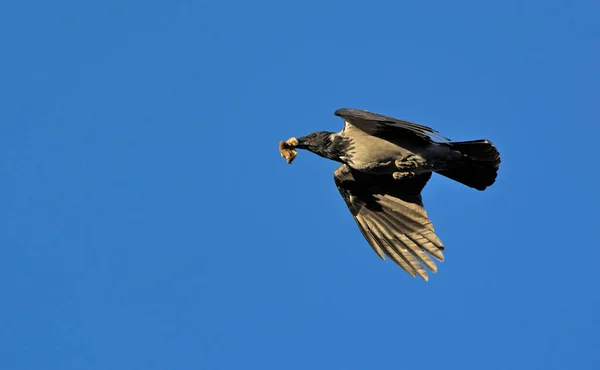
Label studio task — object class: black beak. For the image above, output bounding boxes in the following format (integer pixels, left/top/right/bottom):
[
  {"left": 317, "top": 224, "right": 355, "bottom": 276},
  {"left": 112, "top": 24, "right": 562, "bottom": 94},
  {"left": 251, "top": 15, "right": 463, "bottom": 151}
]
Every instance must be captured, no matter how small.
[{"left": 295, "top": 136, "right": 310, "bottom": 149}]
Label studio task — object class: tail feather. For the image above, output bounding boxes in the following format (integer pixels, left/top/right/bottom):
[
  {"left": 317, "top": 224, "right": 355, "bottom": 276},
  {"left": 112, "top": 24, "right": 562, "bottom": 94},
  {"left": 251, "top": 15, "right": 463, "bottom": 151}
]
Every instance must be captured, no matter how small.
[{"left": 437, "top": 140, "right": 501, "bottom": 191}]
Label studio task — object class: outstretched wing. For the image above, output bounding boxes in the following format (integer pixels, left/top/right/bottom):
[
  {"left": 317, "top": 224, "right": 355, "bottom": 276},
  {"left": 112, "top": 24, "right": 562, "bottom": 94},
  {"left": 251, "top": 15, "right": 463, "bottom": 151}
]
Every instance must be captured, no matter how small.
[
  {"left": 333, "top": 164, "right": 445, "bottom": 281},
  {"left": 335, "top": 108, "right": 450, "bottom": 143}
]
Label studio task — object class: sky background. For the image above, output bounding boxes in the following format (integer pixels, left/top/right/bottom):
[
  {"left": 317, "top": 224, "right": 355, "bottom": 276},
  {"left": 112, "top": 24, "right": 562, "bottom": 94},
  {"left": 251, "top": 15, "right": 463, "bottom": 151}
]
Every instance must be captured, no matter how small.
[{"left": 1, "top": 1, "right": 599, "bottom": 369}]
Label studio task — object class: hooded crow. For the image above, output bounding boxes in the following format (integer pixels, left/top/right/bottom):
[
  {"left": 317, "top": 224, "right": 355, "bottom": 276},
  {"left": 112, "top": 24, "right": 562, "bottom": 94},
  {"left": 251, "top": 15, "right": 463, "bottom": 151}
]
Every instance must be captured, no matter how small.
[{"left": 282, "top": 108, "right": 501, "bottom": 281}]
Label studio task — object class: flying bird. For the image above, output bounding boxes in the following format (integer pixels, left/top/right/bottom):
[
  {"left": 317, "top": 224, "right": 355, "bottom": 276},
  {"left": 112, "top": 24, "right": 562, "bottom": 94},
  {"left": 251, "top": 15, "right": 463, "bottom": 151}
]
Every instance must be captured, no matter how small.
[{"left": 281, "top": 108, "right": 501, "bottom": 281}]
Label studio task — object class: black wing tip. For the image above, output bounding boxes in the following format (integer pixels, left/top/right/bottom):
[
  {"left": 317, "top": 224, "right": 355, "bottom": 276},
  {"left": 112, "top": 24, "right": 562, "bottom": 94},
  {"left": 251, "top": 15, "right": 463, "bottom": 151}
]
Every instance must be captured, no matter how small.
[{"left": 334, "top": 108, "right": 361, "bottom": 117}]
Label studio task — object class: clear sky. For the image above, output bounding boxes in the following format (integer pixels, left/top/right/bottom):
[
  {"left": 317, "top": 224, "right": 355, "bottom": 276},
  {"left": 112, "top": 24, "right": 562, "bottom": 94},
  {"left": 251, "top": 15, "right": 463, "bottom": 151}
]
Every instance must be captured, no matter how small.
[{"left": 1, "top": 1, "right": 599, "bottom": 369}]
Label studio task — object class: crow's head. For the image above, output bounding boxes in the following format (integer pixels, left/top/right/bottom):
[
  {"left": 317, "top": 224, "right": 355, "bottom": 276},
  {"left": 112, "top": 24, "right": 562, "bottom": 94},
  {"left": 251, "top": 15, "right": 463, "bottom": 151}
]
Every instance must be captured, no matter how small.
[{"left": 296, "top": 131, "right": 336, "bottom": 158}]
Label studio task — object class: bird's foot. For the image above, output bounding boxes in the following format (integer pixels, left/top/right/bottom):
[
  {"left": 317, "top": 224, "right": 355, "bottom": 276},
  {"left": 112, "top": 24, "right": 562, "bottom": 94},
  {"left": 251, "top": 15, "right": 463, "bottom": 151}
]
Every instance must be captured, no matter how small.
[
  {"left": 395, "top": 155, "right": 424, "bottom": 171},
  {"left": 393, "top": 171, "right": 416, "bottom": 180}
]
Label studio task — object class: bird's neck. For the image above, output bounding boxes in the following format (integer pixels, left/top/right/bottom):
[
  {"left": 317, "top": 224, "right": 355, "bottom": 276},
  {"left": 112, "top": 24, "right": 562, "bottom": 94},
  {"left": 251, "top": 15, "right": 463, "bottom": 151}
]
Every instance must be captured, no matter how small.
[{"left": 314, "top": 133, "right": 351, "bottom": 163}]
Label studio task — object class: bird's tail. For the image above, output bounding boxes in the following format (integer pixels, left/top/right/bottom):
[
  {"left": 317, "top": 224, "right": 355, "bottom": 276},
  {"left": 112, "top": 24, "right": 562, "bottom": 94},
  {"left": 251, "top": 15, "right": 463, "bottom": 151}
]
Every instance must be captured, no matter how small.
[{"left": 436, "top": 140, "right": 501, "bottom": 191}]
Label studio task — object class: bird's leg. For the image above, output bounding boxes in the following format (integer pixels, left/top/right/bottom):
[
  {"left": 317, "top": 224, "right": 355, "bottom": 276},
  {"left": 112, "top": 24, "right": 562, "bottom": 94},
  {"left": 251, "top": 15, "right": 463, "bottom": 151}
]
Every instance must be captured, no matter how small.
[
  {"left": 393, "top": 155, "right": 424, "bottom": 179},
  {"left": 394, "top": 154, "right": 425, "bottom": 172},
  {"left": 393, "top": 154, "right": 449, "bottom": 180}
]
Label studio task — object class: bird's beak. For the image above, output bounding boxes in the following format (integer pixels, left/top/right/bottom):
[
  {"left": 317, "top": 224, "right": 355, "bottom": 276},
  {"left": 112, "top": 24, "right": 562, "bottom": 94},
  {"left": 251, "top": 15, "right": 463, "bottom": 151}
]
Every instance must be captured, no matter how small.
[{"left": 295, "top": 136, "right": 309, "bottom": 149}]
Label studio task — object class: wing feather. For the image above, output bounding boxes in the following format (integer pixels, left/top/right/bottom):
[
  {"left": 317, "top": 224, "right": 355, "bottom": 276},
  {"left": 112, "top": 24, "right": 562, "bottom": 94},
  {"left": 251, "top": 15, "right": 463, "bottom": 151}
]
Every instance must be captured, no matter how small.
[
  {"left": 335, "top": 108, "right": 450, "bottom": 142},
  {"left": 364, "top": 214, "right": 421, "bottom": 278},
  {"left": 334, "top": 164, "right": 445, "bottom": 280},
  {"left": 399, "top": 234, "right": 437, "bottom": 273},
  {"left": 407, "top": 233, "right": 445, "bottom": 261},
  {"left": 393, "top": 241, "right": 429, "bottom": 281},
  {"left": 354, "top": 215, "right": 386, "bottom": 260},
  {"left": 380, "top": 237, "right": 417, "bottom": 278},
  {"left": 373, "top": 210, "right": 438, "bottom": 274}
]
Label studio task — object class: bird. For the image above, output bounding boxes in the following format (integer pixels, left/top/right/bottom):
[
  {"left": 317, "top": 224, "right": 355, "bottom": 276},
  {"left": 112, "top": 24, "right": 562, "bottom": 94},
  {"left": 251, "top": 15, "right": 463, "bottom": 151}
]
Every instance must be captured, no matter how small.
[{"left": 281, "top": 108, "right": 501, "bottom": 281}]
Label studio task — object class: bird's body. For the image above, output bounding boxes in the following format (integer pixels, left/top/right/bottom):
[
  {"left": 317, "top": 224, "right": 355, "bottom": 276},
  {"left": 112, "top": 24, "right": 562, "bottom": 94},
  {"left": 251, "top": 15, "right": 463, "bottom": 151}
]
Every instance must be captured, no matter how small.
[
  {"left": 336, "top": 123, "right": 418, "bottom": 173},
  {"left": 332, "top": 123, "right": 461, "bottom": 175},
  {"left": 284, "top": 108, "right": 501, "bottom": 281}
]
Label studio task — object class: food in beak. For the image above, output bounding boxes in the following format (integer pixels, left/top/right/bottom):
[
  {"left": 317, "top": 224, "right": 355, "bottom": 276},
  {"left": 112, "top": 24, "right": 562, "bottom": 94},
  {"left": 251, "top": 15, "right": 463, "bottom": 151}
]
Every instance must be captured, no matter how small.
[{"left": 279, "top": 137, "right": 299, "bottom": 164}]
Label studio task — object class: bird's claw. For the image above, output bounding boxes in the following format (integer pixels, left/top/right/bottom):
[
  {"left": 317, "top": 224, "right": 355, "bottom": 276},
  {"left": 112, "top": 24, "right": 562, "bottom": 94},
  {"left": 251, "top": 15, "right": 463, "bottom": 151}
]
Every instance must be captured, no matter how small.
[{"left": 395, "top": 155, "right": 423, "bottom": 171}]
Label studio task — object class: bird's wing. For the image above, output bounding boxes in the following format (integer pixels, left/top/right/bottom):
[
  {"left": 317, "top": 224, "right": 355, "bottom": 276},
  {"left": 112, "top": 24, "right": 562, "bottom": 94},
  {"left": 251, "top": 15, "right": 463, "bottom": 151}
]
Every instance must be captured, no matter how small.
[
  {"left": 333, "top": 164, "right": 445, "bottom": 281},
  {"left": 335, "top": 108, "right": 450, "bottom": 143}
]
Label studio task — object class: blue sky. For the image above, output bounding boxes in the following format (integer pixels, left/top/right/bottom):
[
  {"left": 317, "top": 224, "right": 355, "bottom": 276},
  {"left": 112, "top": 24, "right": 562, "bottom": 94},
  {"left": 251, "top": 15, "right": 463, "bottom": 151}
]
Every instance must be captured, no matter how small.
[{"left": 1, "top": 1, "right": 599, "bottom": 369}]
